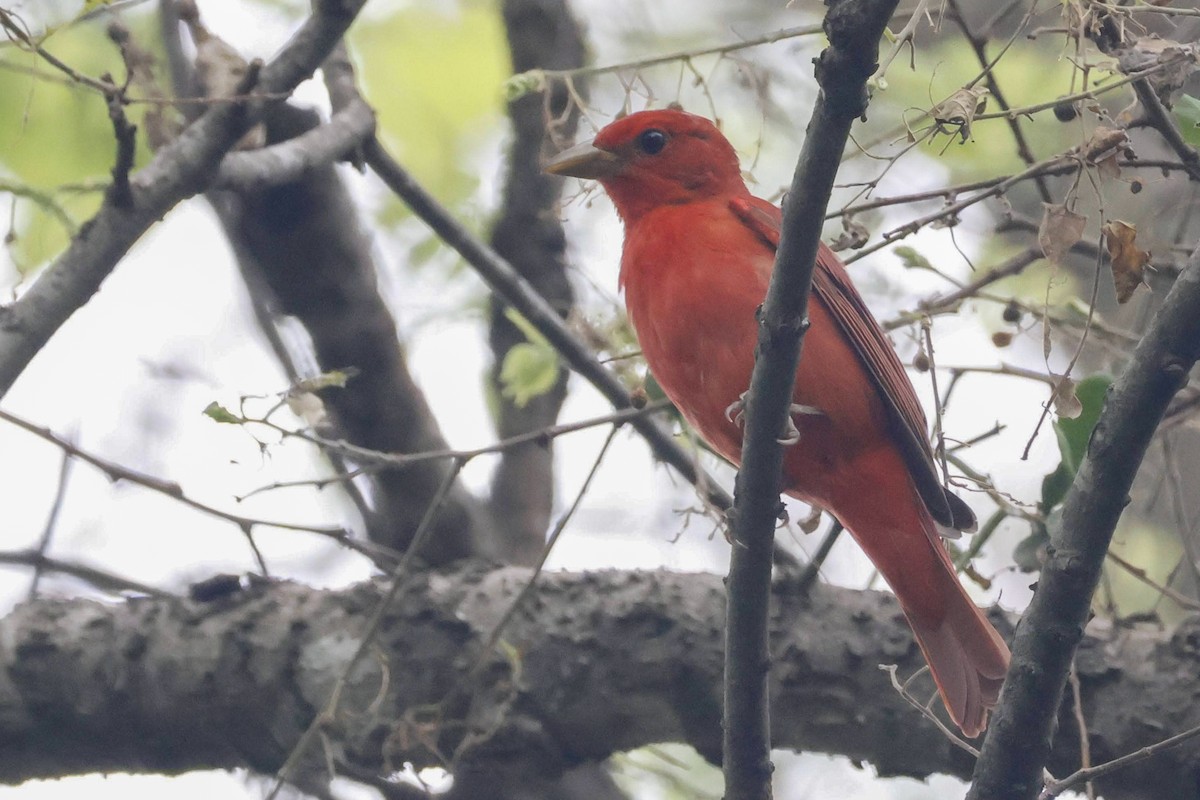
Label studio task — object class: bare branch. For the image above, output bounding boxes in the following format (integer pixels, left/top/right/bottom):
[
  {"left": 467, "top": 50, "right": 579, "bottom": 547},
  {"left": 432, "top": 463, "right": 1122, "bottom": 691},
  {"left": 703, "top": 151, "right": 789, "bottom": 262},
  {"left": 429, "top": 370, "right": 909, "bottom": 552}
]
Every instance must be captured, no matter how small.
[{"left": 0, "top": 0, "right": 371, "bottom": 399}]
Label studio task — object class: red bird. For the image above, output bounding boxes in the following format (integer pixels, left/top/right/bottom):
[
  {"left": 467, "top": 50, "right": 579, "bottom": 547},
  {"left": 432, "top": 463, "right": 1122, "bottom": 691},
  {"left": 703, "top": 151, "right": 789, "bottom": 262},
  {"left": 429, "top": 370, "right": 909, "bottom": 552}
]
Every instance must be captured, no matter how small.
[{"left": 546, "top": 109, "right": 1010, "bottom": 737}]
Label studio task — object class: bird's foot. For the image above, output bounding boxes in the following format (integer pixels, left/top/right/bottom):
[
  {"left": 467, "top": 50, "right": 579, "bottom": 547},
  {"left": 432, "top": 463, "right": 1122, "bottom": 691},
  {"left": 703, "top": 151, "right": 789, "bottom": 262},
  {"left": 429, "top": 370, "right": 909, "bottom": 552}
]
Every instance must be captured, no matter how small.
[
  {"left": 724, "top": 391, "right": 749, "bottom": 427},
  {"left": 726, "top": 392, "right": 823, "bottom": 444},
  {"left": 778, "top": 403, "right": 823, "bottom": 445}
]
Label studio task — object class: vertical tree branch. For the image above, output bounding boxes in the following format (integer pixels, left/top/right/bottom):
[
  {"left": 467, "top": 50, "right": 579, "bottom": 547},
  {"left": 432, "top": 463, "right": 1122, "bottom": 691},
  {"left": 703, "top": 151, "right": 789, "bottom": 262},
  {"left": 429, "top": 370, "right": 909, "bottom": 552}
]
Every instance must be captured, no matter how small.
[
  {"left": 487, "top": 0, "right": 586, "bottom": 564},
  {"left": 723, "top": 1, "right": 899, "bottom": 798},
  {"left": 967, "top": 242, "right": 1200, "bottom": 799}
]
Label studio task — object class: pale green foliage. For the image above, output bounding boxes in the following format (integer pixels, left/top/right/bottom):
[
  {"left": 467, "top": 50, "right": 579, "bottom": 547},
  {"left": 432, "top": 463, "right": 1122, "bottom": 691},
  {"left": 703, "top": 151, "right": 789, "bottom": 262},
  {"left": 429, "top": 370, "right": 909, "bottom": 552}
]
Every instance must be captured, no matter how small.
[
  {"left": 0, "top": 18, "right": 130, "bottom": 269},
  {"left": 351, "top": 2, "right": 510, "bottom": 222},
  {"left": 498, "top": 308, "right": 560, "bottom": 408},
  {"left": 1173, "top": 94, "right": 1200, "bottom": 148},
  {"left": 610, "top": 745, "right": 723, "bottom": 800}
]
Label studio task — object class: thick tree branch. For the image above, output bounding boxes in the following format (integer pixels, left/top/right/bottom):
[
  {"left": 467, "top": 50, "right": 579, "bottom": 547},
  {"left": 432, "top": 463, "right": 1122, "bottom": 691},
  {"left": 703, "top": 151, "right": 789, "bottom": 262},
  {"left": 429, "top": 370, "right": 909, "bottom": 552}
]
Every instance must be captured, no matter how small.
[
  {"left": 0, "top": 563, "right": 1197, "bottom": 799},
  {"left": 212, "top": 97, "right": 376, "bottom": 191},
  {"left": 968, "top": 242, "right": 1200, "bottom": 798},
  {"left": 724, "top": 1, "right": 898, "bottom": 797},
  {"left": 207, "top": 99, "right": 491, "bottom": 563},
  {"left": 486, "top": 0, "right": 586, "bottom": 565}
]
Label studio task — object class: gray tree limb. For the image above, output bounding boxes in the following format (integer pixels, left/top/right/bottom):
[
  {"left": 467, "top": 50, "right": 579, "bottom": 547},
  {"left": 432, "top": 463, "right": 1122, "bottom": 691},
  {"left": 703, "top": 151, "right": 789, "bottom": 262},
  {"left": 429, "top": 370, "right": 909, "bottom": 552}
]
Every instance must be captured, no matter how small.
[
  {"left": 206, "top": 97, "right": 491, "bottom": 563},
  {"left": 0, "top": 562, "right": 1196, "bottom": 799},
  {"left": 486, "top": 0, "right": 586, "bottom": 566},
  {"left": 0, "top": 0, "right": 369, "bottom": 400}
]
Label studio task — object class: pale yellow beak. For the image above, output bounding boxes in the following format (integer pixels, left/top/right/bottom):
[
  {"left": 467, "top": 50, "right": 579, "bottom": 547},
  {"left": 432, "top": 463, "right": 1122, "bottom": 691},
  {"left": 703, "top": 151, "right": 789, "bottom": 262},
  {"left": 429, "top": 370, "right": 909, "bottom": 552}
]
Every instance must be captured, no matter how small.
[{"left": 544, "top": 139, "right": 623, "bottom": 179}]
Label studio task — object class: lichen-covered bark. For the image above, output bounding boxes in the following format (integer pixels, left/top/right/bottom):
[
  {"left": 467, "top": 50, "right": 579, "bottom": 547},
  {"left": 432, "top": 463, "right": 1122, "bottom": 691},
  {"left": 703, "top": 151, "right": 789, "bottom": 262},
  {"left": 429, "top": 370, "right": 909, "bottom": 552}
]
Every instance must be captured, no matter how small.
[{"left": 0, "top": 564, "right": 1196, "bottom": 799}]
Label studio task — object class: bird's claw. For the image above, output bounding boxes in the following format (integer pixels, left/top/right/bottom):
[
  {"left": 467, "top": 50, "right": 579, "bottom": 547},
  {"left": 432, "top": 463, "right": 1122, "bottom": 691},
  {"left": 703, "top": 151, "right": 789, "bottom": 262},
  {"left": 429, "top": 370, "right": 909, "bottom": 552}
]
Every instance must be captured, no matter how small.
[
  {"left": 727, "top": 392, "right": 823, "bottom": 445},
  {"left": 724, "top": 391, "right": 748, "bottom": 427},
  {"left": 777, "top": 403, "right": 823, "bottom": 445}
]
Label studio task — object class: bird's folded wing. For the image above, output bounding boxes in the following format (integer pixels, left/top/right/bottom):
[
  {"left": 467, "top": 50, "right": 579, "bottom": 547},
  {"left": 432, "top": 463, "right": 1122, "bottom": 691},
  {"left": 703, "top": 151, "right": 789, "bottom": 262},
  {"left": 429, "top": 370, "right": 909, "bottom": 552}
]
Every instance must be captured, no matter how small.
[{"left": 729, "top": 195, "right": 975, "bottom": 532}]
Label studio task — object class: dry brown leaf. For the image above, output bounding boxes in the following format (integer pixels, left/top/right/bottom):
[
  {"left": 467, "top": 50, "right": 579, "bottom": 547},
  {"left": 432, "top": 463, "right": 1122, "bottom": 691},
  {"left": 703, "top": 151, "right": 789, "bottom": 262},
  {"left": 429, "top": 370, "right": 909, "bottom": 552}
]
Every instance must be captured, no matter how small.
[
  {"left": 1081, "top": 126, "right": 1130, "bottom": 180},
  {"left": 1052, "top": 377, "right": 1083, "bottom": 420},
  {"left": 830, "top": 215, "right": 869, "bottom": 252},
  {"left": 1038, "top": 203, "right": 1087, "bottom": 266},
  {"left": 1102, "top": 220, "right": 1151, "bottom": 303},
  {"left": 932, "top": 87, "right": 989, "bottom": 143},
  {"left": 1117, "top": 38, "right": 1200, "bottom": 106},
  {"left": 799, "top": 507, "right": 823, "bottom": 534}
]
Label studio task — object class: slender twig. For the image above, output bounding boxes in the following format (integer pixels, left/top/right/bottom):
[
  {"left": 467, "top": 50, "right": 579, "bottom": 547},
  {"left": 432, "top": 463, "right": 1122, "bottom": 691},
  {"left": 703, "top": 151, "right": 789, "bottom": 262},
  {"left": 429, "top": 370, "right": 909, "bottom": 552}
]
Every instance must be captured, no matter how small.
[
  {"left": 0, "top": 408, "right": 353, "bottom": 541},
  {"left": 103, "top": 86, "right": 137, "bottom": 209},
  {"left": 844, "top": 154, "right": 1073, "bottom": 264},
  {"left": 1066, "top": 663, "right": 1096, "bottom": 800},
  {"left": 240, "top": 401, "right": 672, "bottom": 496},
  {"left": 884, "top": 664, "right": 980, "bottom": 757},
  {"left": 1090, "top": 2, "right": 1200, "bottom": 19},
  {"left": 873, "top": 0, "right": 935, "bottom": 85},
  {"left": 0, "top": 549, "right": 171, "bottom": 598},
  {"left": 830, "top": 158, "right": 1198, "bottom": 221},
  {"left": 448, "top": 426, "right": 619, "bottom": 712},
  {"left": 518, "top": 23, "right": 825, "bottom": 84},
  {"left": 972, "top": 57, "right": 1191, "bottom": 123},
  {"left": 953, "top": 508, "right": 1008, "bottom": 570},
  {"left": 1039, "top": 722, "right": 1200, "bottom": 799},
  {"left": 0, "top": 9, "right": 118, "bottom": 94},
  {"left": 1105, "top": 550, "right": 1200, "bottom": 612},
  {"left": 795, "top": 521, "right": 844, "bottom": 593},
  {"left": 27, "top": 429, "right": 76, "bottom": 599},
  {"left": 946, "top": 0, "right": 1052, "bottom": 203}
]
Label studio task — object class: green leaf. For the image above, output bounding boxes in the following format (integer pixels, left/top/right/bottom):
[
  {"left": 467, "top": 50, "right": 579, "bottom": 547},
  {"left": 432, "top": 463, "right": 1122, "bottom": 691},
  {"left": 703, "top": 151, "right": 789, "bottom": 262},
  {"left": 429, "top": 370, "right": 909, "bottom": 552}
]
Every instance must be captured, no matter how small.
[
  {"left": 1052, "top": 374, "right": 1112, "bottom": 476},
  {"left": 1025, "top": 375, "right": 1111, "bottom": 571},
  {"left": 1040, "top": 462, "right": 1072, "bottom": 515},
  {"left": 499, "top": 308, "right": 559, "bottom": 406},
  {"left": 499, "top": 342, "right": 559, "bottom": 408},
  {"left": 1173, "top": 94, "right": 1200, "bottom": 148},
  {"left": 1038, "top": 374, "right": 1110, "bottom": 512},
  {"left": 892, "top": 245, "right": 934, "bottom": 271},
  {"left": 503, "top": 69, "right": 546, "bottom": 102},
  {"left": 351, "top": 4, "right": 508, "bottom": 210},
  {"left": 289, "top": 367, "right": 358, "bottom": 395},
  {"left": 202, "top": 401, "right": 242, "bottom": 425}
]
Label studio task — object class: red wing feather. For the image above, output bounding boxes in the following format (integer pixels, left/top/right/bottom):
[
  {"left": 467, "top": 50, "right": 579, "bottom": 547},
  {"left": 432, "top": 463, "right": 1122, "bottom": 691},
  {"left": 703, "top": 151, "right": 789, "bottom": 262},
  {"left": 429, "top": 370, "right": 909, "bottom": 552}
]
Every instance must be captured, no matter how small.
[{"left": 729, "top": 195, "right": 973, "bottom": 531}]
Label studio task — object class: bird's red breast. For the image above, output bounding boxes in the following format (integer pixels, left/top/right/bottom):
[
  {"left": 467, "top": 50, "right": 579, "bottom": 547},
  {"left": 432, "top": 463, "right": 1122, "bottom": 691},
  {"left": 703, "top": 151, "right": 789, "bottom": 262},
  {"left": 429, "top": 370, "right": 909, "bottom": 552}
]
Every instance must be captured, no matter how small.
[{"left": 546, "top": 108, "right": 1010, "bottom": 737}]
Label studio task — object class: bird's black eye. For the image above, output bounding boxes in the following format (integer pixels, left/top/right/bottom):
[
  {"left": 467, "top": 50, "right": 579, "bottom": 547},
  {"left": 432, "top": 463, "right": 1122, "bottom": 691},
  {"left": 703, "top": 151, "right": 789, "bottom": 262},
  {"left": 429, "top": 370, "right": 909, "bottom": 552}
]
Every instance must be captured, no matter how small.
[{"left": 638, "top": 128, "right": 668, "bottom": 155}]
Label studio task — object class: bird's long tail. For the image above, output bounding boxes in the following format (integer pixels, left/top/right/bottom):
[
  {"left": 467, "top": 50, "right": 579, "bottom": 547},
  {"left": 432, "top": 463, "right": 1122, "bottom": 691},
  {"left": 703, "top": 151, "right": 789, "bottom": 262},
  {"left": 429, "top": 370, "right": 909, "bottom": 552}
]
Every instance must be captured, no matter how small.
[
  {"left": 832, "top": 482, "right": 1010, "bottom": 737},
  {"left": 899, "top": 550, "right": 1010, "bottom": 738}
]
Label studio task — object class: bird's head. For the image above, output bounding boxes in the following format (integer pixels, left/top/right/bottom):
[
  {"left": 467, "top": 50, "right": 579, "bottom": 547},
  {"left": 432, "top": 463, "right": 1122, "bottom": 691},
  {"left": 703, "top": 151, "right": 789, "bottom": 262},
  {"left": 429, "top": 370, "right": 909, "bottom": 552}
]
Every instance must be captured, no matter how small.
[{"left": 545, "top": 109, "right": 747, "bottom": 223}]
